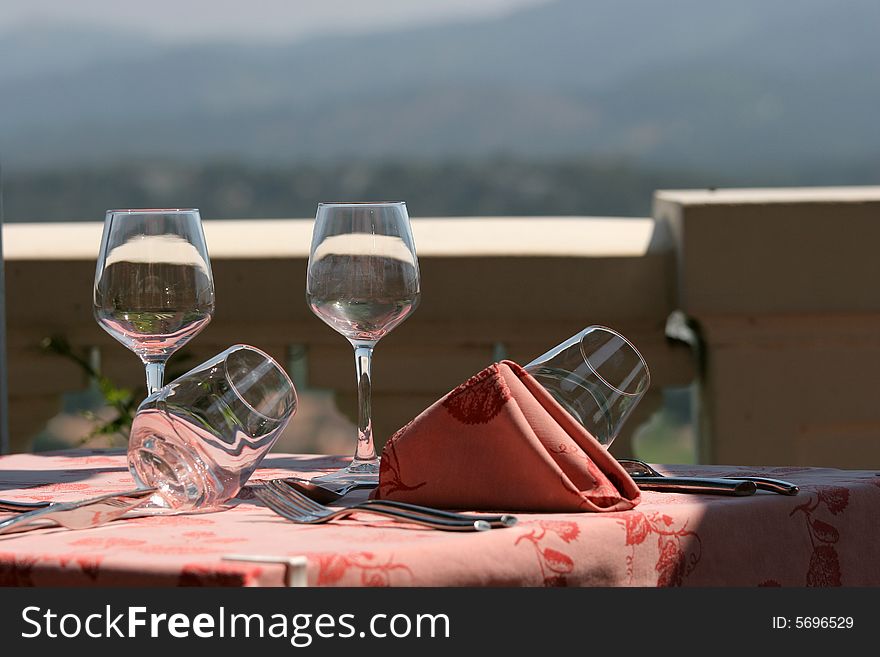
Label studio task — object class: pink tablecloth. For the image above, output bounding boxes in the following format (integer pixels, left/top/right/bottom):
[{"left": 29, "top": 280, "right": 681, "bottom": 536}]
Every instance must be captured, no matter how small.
[{"left": 1, "top": 450, "right": 879, "bottom": 587}]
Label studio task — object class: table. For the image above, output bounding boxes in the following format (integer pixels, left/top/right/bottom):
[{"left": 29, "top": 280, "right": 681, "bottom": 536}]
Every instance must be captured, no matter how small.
[{"left": 1, "top": 449, "right": 879, "bottom": 586}]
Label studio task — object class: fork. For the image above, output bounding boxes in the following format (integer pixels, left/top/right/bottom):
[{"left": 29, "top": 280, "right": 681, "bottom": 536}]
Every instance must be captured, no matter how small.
[
  {"left": 271, "top": 478, "right": 517, "bottom": 527},
  {"left": 255, "top": 483, "right": 498, "bottom": 532}
]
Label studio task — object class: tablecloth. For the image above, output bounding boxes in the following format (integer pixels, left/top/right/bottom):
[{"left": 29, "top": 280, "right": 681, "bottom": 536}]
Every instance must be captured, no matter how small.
[{"left": 1, "top": 450, "right": 879, "bottom": 587}]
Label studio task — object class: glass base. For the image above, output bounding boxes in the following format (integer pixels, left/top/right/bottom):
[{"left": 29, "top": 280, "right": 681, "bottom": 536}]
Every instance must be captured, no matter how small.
[
  {"left": 311, "top": 459, "right": 380, "bottom": 487},
  {"left": 129, "top": 437, "right": 207, "bottom": 510},
  {"left": 128, "top": 432, "right": 229, "bottom": 511}
]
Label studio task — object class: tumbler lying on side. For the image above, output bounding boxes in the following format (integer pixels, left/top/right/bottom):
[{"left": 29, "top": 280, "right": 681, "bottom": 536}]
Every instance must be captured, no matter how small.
[{"left": 128, "top": 344, "right": 298, "bottom": 511}]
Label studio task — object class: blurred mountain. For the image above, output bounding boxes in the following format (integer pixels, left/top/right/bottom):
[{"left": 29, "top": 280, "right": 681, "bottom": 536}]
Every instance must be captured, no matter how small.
[
  {"left": 0, "top": 0, "right": 878, "bottom": 172},
  {"left": 0, "top": 20, "right": 160, "bottom": 82},
  {"left": 1, "top": 158, "right": 726, "bottom": 221}
]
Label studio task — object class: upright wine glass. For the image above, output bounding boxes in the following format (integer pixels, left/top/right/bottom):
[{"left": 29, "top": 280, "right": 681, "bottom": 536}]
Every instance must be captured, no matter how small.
[
  {"left": 306, "top": 202, "right": 420, "bottom": 484},
  {"left": 94, "top": 209, "right": 215, "bottom": 396}
]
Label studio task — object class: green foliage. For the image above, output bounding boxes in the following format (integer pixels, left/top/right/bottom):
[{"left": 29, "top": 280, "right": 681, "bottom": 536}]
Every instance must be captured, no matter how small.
[
  {"left": 39, "top": 336, "right": 195, "bottom": 444},
  {"left": 40, "top": 336, "right": 137, "bottom": 442}
]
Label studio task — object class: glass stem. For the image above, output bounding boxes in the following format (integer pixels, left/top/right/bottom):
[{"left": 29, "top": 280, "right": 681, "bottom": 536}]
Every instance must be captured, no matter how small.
[
  {"left": 144, "top": 361, "right": 166, "bottom": 396},
  {"left": 351, "top": 342, "right": 377, "bottom": 466}
]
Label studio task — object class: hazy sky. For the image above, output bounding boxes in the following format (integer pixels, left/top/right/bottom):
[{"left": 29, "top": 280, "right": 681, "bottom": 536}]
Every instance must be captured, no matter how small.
[{"left": 0, "top": 0, "right": 550, "bottom": 43}]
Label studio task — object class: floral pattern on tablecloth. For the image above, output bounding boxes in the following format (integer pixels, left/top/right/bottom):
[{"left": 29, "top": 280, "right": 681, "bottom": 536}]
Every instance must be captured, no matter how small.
[{"left": 1, "top": 450, "right": 880, "bottom": 586}]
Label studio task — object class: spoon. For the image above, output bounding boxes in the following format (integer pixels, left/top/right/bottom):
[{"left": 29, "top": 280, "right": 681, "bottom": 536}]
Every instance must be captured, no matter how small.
[{"left": 273, "top": 477, "right": 375, "bottom": 504}]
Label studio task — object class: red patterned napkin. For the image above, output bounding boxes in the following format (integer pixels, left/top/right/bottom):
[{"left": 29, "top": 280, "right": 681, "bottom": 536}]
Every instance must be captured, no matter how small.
[{"left": 372, "top": 360, "right": 640, "bottom": 512}]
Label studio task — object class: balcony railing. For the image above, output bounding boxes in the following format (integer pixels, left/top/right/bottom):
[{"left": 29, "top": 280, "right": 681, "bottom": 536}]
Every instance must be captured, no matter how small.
[{"left": 3, "top": 186, "right": 880, "bottom": 468}]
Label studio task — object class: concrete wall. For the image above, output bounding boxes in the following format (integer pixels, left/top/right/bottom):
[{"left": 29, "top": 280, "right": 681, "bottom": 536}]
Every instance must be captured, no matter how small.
[
  {"left": 6, "top": 187, "right": 878, "bottom": 468},
  {"left": 1, "top": 217, "right": 693, "bottom": 459},
  {"left": 655, "top": 187, "right": 880, "bottom": 468}
]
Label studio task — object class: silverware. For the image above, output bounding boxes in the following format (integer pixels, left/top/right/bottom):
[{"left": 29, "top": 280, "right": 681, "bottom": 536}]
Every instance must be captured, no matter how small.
[
  {"left": 273, "top": 478, "right": 517, "bottom": 527},
  {"left": 0, "top": 499, "right": 51, "bottom": 513},
  {"left": 620, "top": 458, "right": 799, "bottom": 496},
  {"left": 275, "top": 476, "right": 374, "bottom": 504},
  {"left": 255, "top": 481, "right": 509, "bottom": 532},
  {"left": 632, "top": 475, "right": 756, "bottom": 496},
  {"left": 717, "top": 475, "right": 799, "bottom": 495},
  {"left": 0, "top": 488, "right": 157, "bottom": 535}
]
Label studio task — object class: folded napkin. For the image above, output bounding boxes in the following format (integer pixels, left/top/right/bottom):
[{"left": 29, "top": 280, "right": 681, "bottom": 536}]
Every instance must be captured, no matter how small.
[{"left": 372, "top": 360, "right": 640, "bottom": 512}]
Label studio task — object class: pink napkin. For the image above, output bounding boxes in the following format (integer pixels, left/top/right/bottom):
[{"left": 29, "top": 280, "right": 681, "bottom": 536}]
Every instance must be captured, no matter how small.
[{"left": 372, "top": 360, "right": 640, "bottom": 512}]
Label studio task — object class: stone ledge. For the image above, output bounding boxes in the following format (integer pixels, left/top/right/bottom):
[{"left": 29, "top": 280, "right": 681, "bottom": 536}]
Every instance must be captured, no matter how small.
[
  {"left": 2, "top": 216, "right": 660, "bottom": 261},
  {"left": 655, "top": 186, "right": 880, "bottom": 205}
]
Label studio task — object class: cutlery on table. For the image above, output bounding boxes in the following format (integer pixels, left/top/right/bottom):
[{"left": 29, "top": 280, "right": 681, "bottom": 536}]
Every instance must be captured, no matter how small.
[
  {"left": 0, "top": 499, "right": 51, "bottom": 513},
  {"left": 631, "top": 476, "right": 756, "bottom": 496},
  {"left": 273, "top": 476, "right": 373, "bottom": 504},
  {"left": 619, "top": 458, "right": 799, "bottom": 496},
  {"left": 255, "top": 480, "right": 515, "bottom": 532},
  {"left": 0, "top": 488, "right": 157, "bottom": 535},
  {"left": 271, "top": 477, "right": 517, "bottom": 527}
]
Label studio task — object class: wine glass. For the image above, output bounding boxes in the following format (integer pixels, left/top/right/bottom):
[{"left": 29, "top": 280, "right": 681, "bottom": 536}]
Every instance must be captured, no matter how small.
[
  {"left": 93, "top": 209, "right": 215, "bottom": 396},
  {"left": 524, "top": 325, "right": 650, "bottom": 448},
  {"left": 306, "top": 202, "right": 420, "bottom": 484}
]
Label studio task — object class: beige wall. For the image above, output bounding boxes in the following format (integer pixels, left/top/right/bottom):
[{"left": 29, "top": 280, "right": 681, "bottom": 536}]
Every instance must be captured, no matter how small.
[
  {"left": 655, "top": 187, "right": 880, "bottom": 468},
  {"left": 7, "top": 188, "right": 878, "bottom": 469},
  {"left": 2, "top": 217, "right": 693, "bottom": 459}
]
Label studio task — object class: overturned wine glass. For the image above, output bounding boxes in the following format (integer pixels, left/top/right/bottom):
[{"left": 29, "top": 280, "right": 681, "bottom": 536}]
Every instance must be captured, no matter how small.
[
  {"left": 128, "top": 344, "right": 298, "bottom": 511},
  {"left": 523, "top": 325, "right": 650, "bottom": 448}
]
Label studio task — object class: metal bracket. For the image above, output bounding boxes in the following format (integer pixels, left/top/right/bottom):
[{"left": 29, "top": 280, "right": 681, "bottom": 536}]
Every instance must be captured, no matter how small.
[{"left": 222, "top": 554, "right": 309, "bottom": 587}]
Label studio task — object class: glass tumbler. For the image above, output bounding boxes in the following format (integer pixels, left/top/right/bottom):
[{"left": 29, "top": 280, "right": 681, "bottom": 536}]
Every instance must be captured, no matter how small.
[
  {"left": 523, "top": 325, "right": 650, "bottom": 448},
  {"left": 128, "top": 344, "right": 297, "bottom": 510}
]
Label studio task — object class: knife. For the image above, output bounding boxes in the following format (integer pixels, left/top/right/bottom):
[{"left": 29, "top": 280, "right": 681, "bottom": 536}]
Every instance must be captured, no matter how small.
[
  {"left": 619, "top": 458, "right": 798, "bottom": 496},
  {"left": 0, "top": 499, "right": 51, "bottom": 513},
  {"left": 0, "top": 488, "right": 157, "bottom": 535},
  {"left": 632, "top": 476, "right": 757, "bottom": 496},
  {"left": 719, "top": 476, "right": 799, "bottom": 496}
]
